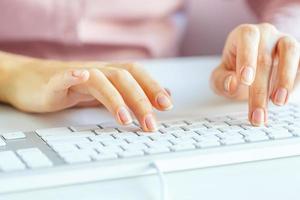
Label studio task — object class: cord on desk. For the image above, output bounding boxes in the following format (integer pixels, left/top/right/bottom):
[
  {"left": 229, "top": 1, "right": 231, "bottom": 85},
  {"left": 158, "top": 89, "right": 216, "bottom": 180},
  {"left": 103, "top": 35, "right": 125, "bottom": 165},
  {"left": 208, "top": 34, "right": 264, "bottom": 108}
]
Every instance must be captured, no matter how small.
[{"left": 151, "top": 161, "right": 170, "bottom": 200}]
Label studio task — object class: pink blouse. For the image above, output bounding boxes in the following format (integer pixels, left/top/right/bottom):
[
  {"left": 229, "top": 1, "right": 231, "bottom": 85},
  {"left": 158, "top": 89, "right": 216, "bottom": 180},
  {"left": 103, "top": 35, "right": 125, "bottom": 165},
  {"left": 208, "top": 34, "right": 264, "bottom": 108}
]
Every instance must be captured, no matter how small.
[{"left": 0, "top": 0, "right": 299, "bottom": 60}]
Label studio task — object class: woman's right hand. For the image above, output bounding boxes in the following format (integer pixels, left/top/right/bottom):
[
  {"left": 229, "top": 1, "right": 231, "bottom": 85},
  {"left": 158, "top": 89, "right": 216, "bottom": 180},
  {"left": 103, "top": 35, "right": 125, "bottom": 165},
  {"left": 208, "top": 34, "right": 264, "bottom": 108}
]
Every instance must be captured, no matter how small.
[{"left": 0, "top": 53, "right": 173, "bottom": 132}]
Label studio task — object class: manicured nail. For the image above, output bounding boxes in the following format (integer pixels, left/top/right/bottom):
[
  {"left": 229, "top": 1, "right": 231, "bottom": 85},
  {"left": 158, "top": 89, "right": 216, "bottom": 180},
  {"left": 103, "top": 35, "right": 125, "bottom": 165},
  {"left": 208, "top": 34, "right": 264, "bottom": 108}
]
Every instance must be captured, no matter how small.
[
  {"left": 224, "top": 75, "right": 232, "bottom": 93},
  {"left": 144, "top": 114, "right": 157, "bottom": 131},
  {"left": 72, "top": 70, "right": 87, "bottom": 78},
  {"left": 156, "top": 93, "right": 173, "bottom": 110},
  {"left": 251, "top": 108, "right": 265, "bottom": 126},
  {"left": 274, "top": 88, "right": 288, "bottom": 106},
  {"left": 117, "top": 107, "right": 133, "bottom": 125},
  {"left": 240, "top": 67, "right": 254, "bottom": 85}
]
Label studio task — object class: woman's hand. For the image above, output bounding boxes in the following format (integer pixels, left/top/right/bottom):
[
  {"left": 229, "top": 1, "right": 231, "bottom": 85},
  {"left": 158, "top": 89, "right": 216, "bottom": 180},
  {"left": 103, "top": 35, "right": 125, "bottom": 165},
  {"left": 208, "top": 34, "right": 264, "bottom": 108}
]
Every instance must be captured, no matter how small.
[
  {"left": 0, "top": 54, "right": 173, "bottom": 132},
  {"left": 211, "top": 23, "right": 300, "bottom": 126}
]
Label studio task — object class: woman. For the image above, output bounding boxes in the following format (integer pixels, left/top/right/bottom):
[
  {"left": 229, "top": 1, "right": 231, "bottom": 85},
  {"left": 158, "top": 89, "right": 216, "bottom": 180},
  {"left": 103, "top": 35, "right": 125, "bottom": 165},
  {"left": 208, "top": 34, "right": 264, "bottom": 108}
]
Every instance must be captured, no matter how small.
[{"left": 0, "top": 0, "right": 299, "bottom": 131}]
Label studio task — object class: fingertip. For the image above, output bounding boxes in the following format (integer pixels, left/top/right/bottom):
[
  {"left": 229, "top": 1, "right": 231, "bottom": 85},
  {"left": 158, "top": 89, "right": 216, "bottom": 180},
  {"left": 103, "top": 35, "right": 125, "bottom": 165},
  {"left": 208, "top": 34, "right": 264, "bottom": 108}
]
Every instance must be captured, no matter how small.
[
  {"left": 142, "top": 114, "right": 158, "bottom": 132},
  {"left": 155, "top": 92, "right": 173, "bottom": 111}
]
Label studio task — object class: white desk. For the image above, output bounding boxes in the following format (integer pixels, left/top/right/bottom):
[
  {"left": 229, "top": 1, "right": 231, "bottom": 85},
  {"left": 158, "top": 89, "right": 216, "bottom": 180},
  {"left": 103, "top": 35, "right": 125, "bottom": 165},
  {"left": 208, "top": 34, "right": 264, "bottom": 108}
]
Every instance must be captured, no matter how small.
[{"left": 2, "top": 57, "right": 300, "bottom": 200}]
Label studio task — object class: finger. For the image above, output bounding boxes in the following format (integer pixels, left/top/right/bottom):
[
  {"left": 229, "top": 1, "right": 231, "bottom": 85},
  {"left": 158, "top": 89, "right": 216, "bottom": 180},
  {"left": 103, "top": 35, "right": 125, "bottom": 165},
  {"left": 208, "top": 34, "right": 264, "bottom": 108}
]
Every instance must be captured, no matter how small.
[
  {"left": 271, "top": 36, "right": 300, "bottom": 106},
  {"left": 210, "top": 65, "right": 248, "bottom": 100},
  {"left": 102, "top": 68, "right": 157, "bottom": 132},
  {"left": 45, "top": 69, "right": 90, "bottom": 110},
  {"left": 86, "top": 69, "right": 133, "bottom": 126},
  {"left": 249, "top": 49, "right": 273, "bottom": 126},
  {"left": 107, "top": 63, "right": 173, "bottom": 111},
  {"left": 236, "top": 24, "right": 260, "bottom": 85}
]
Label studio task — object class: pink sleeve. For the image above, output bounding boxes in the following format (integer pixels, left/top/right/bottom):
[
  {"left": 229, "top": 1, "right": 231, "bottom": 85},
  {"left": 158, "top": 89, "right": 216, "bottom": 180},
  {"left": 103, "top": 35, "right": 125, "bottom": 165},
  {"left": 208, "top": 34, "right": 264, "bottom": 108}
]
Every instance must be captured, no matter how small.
[
  {"left": 0, "top": 0, "right": 82, "bottom": 43},
  {"left": 0, "top": 0, "right": 185, "bottom": 59},
  {"left": 247, "top": 0, "right": 300, "bottom": 41}
]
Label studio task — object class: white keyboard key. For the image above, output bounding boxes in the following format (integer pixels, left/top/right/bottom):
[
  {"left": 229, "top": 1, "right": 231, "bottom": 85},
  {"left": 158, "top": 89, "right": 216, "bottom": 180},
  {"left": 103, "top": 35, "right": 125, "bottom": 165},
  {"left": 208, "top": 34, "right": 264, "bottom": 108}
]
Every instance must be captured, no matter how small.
[
  {"left": 268, "top": 131, "right": 294, "bottom": 139},
  {"left": 113, "top": 132, "right": 138, "bottom": 139},
  {"left": 35, "top": 127, "right": 72, "bottom": 136},
  {"left": 70, "top": 125, "right": 100, "bottom": 132},
  {"left": 63, "top": 154, "right": 92, "bottom": 164},
  {"left": 196, "top": 140, "right": 221, "bottom": 148},
  {"left": 95, "top": 146, "right": 124, "bottom": 154},
  {"left": 144, "top": 147, "right": 170, "bottom": 155},
  {"left": 121, "top": 143, "right": 148, "bottom": 151},
  {"left": 159, "top": 127, "right": 183, "bottom": 133},
  {"left": 221, "top": 138, "right": 245, "bottom": 145},
  {"left": 95, "top": 128, "right": 119, "bottom": 134},
  {"left": 219, "top": 126, "right": 244, "bottom": 132},
  {"left": 149, "top": 133, "right": 175, "bottom": 141},
  {"left": 146, "top": 140, "right": 172, "bottom": 148},
  {"left": 245, "top": 134, "right": 269, "bottom": 142},
  {"left": 92, "top": 153, "right": 118, "bottom": 161},
  {"left": 182, "top": 124, "right": 208, "bottom": 131},
  {"left": 169, "top": 138, "right": 196, "bottom": 145},
  {"left": 126, "top": 136, "right": 152, "bottom": 144},
  {"left": 77, "top": 141, "right": 103, "bottom": 149},
  {"left": 2, "top": 132, "right": 26, "bottom": 140},
  {"left": 89, "top": 135, "right": 115, "bottom": 142},
  {"left": 51, "top": 144, "right": 79, "bottom": 153},
  {"left": 193, "top": 135, "right": 220, "bottom": 142},
  {"left": 46, "top": 137, "right": 90, "bottom": 145},
  {"left": 42, "top": 131, "right": 94, "bottom": 141},
  {"left": 163, "top": 120, "right": 187, "bottom": 127},
  {"left": 17, "top": 148, "right": 53, "bottom": 168},
  {"left": 170, "top": 144, "right": 195, "bottom": 152},
  {"left": 0, "top": 151, "right": 26, "bottom": 171},
  {"left": 217, "top": 132, "right": 244, "bottom": 139},
  {"left": 101, "top": 139, "right": 128, "bottom": 146},
  {"left": 0, "top": 137, "right": 6, "bottom": 146},
  {"left": 118, "top": 150, "right": 144, "bottom": 158}
]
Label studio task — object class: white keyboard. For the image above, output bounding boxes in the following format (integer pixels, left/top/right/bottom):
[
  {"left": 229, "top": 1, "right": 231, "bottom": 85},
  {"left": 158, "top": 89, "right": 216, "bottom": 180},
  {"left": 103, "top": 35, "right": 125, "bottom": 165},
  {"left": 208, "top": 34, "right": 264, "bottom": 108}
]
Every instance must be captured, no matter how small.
[{"left": 1, "top": 104, "right": 300, "bottom": 193}]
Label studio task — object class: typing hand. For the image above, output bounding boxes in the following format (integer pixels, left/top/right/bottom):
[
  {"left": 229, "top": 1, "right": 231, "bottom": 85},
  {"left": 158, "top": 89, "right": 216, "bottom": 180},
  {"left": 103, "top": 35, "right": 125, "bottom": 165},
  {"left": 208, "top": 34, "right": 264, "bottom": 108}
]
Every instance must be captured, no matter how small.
[
  {"left": 211, "top": 23, "right": 300, "bottom": 126},
  {"left": 4, "top": 58, "right": 172, "bottom": 132}
]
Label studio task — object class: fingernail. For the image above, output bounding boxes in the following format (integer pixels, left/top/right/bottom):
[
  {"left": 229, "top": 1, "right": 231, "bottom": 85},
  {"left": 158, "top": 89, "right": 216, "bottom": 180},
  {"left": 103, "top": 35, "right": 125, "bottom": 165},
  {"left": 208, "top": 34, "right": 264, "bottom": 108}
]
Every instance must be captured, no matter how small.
[
  {"left": 241, "top": 67, "right": 254, "bottom": 85},
  {"left": 117, "top": 107, "right": 133, "bottom": 125},
  {"left": 274, "top": 88, "right": 288, "bottom": 106},
  {"left": 156, "top": 93, "right": 173, "bottom": 110},
  {"left": 251, "top": 108, "right": 265, "bottom": 126},
  {"left": 144, "top": 114, "right": 157, "bottom": 131},
  {"left": 224, "top": 75, "right": 232, "bottom": 92},
  {"left": 72, "top": 70, "right": 87, "bottom": 78}
]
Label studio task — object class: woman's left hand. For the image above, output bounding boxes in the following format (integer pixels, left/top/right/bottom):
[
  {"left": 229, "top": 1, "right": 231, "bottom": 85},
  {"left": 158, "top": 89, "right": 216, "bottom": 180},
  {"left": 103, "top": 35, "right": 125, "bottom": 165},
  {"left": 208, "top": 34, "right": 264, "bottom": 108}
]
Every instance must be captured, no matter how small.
[{"left": 211, "top": 23, "right": 300, "bottom": 126}]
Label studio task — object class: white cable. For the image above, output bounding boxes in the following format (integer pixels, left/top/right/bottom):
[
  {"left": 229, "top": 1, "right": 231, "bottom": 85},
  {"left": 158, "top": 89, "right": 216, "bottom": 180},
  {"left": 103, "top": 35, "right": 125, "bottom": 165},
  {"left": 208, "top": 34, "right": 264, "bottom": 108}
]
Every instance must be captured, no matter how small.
[{"left": 151, "top": 161, "right": 170, "bottom": 200}]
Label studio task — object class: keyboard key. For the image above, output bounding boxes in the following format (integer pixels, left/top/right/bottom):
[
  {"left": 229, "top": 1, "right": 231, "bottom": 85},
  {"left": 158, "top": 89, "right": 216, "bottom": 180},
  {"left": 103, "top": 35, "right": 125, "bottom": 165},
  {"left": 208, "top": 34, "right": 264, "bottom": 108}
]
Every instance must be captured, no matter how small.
[
  {"left": 63, "top": 154, "right": 92, "bottom": 164},
  {"left": 118, "top": 150, "right": 144, "bottom": 158},
  {"left": 51, "top": 144, "right": 79, "bottom": 153},
  {"left": 17, "top": 148, "right": 53, "bottom": 168},
  {"left": 170, "top": 144, "right": 196, "bottom": 152},
  {"left": 0, "top": 151, "right": 26, "bottom": 171},
  {"left": 70, "top": 125, "right": 100, "bottom": 132},
  {"left": 95, "top": 128, "right": 119, "bottom": 134},
  {"left": 2, "top": 132, "right": 26, "bottom": 140},
  {"left": 92, "top": 153, "right": 118, "bottom": 161},
  {"left": 221, "top": 138, "right": 245, "bottom": 145},
  {"left": 163, "top": 120, "right": 187, "bottom": 127},
  {"left": 196, "top": 140, "right": 221, "bottom": 148},
  {"left": 0, "top": 137, "right": 6, "bottom": 147},
  {"left": 144, "top": 147, "right": 170, "bottom": 155},
  {"left": 36, "top": 127, "right": 72, "bottom": 136},
  {"left": 121, "top": 143, "right": 148, "bottom": 151}
]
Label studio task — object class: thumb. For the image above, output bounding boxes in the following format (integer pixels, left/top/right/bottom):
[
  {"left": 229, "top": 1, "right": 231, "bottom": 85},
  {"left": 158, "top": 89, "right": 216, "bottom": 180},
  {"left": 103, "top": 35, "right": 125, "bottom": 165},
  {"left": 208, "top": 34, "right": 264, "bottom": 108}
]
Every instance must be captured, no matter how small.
[
  {"left": 210, "top": 65, "right": 248, "bottom": 100},
  {"left": 44, "top": 69, "right": 90, "bottom": 110}
]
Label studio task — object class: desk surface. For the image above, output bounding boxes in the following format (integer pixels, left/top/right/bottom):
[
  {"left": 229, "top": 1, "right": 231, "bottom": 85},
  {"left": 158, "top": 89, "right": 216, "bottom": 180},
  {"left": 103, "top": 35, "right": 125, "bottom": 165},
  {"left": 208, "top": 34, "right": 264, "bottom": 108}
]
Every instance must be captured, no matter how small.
[{"left": 2, "top": 57, "right": 300, "bottom": 200}]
